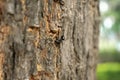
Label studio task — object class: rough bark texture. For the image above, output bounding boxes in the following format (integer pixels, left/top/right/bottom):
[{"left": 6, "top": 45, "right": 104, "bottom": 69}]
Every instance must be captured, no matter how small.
[{"left": 0, "top": 0, "right": 100, "bottom": 80}]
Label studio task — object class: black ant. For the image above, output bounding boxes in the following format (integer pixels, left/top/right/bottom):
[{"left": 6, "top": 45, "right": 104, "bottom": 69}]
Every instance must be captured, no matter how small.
[
  {"left": 55, "top": 35, "right": 65, "bottom": 44},
  {"left": 54, "top": 0, "right": 64, "bottom": 5}
]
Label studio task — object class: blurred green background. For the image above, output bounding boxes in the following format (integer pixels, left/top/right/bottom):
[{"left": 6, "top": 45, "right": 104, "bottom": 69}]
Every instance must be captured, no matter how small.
[{"left": 97, "top": 0, "right": 120, "bottom": 80}]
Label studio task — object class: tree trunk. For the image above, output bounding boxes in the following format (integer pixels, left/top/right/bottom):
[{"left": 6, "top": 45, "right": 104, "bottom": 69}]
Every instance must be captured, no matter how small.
[{"left": 0, "top": 0, "right": 100, "bottom": 80}]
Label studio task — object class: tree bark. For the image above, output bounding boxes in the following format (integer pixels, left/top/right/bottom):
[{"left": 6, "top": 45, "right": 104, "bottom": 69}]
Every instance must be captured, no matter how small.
[{"left": 0, "top": 0, "right": 100, "bottom": 80}]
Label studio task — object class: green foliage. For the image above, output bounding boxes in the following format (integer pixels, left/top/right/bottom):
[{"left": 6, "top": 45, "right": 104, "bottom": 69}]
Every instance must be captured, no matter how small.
[
  {"left": 99, "top": 40, "right": 120, "bottom": 62},
  {"left": 99, "top": 1, "right": 120, "bottom": 79},
  {"left": 102, "top": 0, "right": 120, "bottom": 33},
  {"left": 97, "top": 63, "right": 120, "bottom": 80}
]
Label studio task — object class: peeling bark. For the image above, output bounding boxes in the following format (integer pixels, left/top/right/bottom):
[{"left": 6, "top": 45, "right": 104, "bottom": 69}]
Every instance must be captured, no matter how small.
[{"left": 0, "top": 0, "right": 100, "bottom": 80}]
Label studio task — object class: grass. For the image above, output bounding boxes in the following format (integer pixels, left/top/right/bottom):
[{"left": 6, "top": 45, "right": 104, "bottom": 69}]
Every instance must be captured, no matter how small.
[{"left": 97, "top": 63, "right": 120, "bottom": 80}]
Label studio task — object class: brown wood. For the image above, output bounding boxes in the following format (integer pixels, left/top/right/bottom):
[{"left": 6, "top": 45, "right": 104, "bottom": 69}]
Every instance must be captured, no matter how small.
[{"left": 0, "top": 0, "right": 100, "bottom": 80}]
